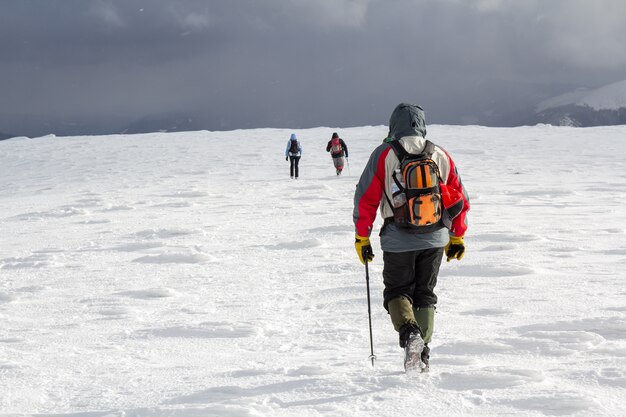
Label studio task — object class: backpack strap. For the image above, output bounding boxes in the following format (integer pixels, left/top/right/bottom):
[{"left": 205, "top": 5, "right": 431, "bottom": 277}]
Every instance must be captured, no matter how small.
[
  {"left": 422, "top": 140, "right": 435, "bottom": 158},
  {"left": 389, "top": 140, "right": 409, "bottom": 161}
]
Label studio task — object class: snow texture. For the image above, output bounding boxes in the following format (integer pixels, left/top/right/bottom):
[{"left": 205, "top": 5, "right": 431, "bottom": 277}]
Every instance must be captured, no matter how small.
[
  {"left": 537, "top": 79, "right": 626, "bottom": 112},
  {"left": 1, "top": 125, "right": 626, "bottom": 416}
]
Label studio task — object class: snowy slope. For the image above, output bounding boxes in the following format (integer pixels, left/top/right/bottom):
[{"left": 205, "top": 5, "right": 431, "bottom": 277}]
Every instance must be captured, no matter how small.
[
  {"left": 537, "top": 79, "right": 626, "bottom": 112},
  {"left": 1, "top": 125, "right": 626, "bottom": 417}
]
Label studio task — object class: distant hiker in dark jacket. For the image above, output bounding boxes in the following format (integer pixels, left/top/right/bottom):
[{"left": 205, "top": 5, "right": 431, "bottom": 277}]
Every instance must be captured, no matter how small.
[
  {"left": 285, "top": 133, "right": 302, "bottom": 179},
  {"left": 326, "top": 132, "right": 349, "bottom": 175},
  {"left": 353, "top": 103, "right": 470, "bottom": 372}
]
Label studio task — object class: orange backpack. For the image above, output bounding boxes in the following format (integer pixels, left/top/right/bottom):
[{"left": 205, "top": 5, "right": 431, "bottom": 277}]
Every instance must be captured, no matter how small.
[{"left": 388, "top": 140, "right": 444, "bottom": 232}]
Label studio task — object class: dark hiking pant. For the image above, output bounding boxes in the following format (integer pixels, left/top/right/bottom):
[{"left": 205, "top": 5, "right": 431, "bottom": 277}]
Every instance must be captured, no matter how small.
[
  {"left": 382, "top": 247, "right": 444, "bottom": 311},
  {"left": 289, "top": 156, "right": 300, "bottom": 178}
]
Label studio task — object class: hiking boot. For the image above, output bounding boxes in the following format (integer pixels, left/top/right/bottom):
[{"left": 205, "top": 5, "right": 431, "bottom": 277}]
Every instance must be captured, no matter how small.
[
  {"left": 399, "top": 323, "right": 419, "bottom": 347},
  {"left": 404, "top": 332, "right": 425, "bottom": 372},
  {"left": 421, "top": 344, "right": 430, "bottom": 372},
  {"left": 399, "top": 323, "right": 425, "bottom": 372}
]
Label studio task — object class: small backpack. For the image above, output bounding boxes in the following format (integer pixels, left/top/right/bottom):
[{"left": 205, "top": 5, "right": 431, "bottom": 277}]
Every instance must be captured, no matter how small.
[
  {"left": 330, "top": 137, "right": 343, "bottom": 156},
  {"left": 289, "top": 140, "right": 299, "bottom": 155},
  {"left": 388, "top": 140, "right": 444, "bottom": 233}
]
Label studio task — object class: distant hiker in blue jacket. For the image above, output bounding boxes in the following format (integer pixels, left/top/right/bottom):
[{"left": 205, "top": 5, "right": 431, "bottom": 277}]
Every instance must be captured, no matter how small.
[{"left": 285, "top": 133, "right": 302, "bottom": 179}]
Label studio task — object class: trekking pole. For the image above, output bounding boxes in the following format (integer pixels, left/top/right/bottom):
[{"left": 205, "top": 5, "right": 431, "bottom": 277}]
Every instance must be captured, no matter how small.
[
  {"left": 346, "top": 157, "right": 351, "bottom": 176},
  {"left": 364, "top": 248, "right": 376, "bottom": 366}
]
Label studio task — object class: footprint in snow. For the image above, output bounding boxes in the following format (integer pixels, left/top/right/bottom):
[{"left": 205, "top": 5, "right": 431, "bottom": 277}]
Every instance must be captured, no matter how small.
[
  {"left": 430, "top": 356, "right": 477, "bottom": 367},
  {"left": 0, "top": 338, "right": 24, "bottom": 344},
  {"left": 595, "top": 367, "right": 626, "bottom": 388},
  {"left": 224, "top": 369, "right": 269, "bottom": 379},
  {"left": 160, "top": 190, "right": 209, "bottom": 198},
  {"left": 131, "top": 228, "right": 197, "bottom": 240},
  {"left": 134, "top": 322, "right": 255, "bottom": 339},
  {"left": 471, "top": 232, "right": 541, "bottom": 243},
  {"left": 549, "top": 246, "right": 582, "bottom": 258},
  {"left": 17, "top": 285, "right": 48, "bottom": 292},
  {"left": 311, "top": 285, "right": 363, "bottom": 298},
  {"left": 313, "top": 263, "right": 355, "bottom": 274},
  {"left": 79, "top": 297, "right": 137, "bottom": 319},
  {"left": 292, "top": 195, "right": 338, "bottom": 202},
  {"left": 0, "top": 292, "right": 15, "bottom": 304},
  {"left": 601, "top": 227, "right": 624, "bottom": 234},
  {"left": 497, "top": 393, "right": 597, "bottom": 416},
  {"left": 113, "top": 242, "right": 164, "bottom": 252},
  {"left": 436, "top": 340, "right": 512, "bottom": 356},
  {"left": 0, "top": 253, "right": 62, "bottom": 269},
  {"left": 12, "top": 207, "right": 89, "bottom": 221},
  {"left": 173, "top": 169, "right": 209, "bottom": 176},
  {"left": 437, "top": 367, "right": 544, "bottom": 391},
  {"left": 97, "top": 305, "right": 135, "bottom": 319},
  {"left": 518, "top": 330, "right": 605, "bottom": 351},
  {"left": 132, "top": 252, "right": 214, "bottom": 264},
  {"left": 263, "top": 238, "right": 323, "bottom": 250},
  {"left": 480, "top": 244, "right": 517, "bottom": 252},
  {"left": 307, "top": 225, "right": 354, "bottom": 234},
  {"left": 442, "top": 264, "right": 535, "bottom": 278},
  {"left": 150, "top": 201, "right": 193, "bottom": 208},
  {"left": 494, "top": 337, "right": 573, "bottom": 357},
  {"left": 460, "top": 307, "right": 511, "bottom": 316},
  {"left": 164, "top": 378, "right": 317, "bottom": 405},
  {"left": 76, "top": 219, "right": 111, "bottom": 224},
  {"left": 116, "top": 287, "right": 178, "bottom": 299},
  {"left": 101, "top": 204, "right": 134, "bottom": 212},
  {"left": 506, "top": 188, "right": 576, "bottom": 198},
  {"left": 285, "top": 365, "right": 332, "bottom": 376},
  {"left": 72, "top": 197, "right": 104, "bottom": 207},
  {"left": 515, "top": 317, "right": 626, "bottom": 341},
  {"left": 601, "top": 248, "right": 626, "bottom": 255}
]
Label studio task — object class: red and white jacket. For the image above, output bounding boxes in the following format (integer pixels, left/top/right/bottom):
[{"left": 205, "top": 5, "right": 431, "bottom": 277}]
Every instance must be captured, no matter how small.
[{"left": 353, "top": 135, "right": 469, "bottom": 240}]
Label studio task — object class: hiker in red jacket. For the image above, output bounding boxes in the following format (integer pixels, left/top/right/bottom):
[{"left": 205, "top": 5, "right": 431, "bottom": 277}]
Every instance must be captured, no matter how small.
[
  {"left": 326, "top": 132, "right": 349, "bottom": 175},
  {"left": 353, "top": 103, "right": 470, "bottom": 371}
]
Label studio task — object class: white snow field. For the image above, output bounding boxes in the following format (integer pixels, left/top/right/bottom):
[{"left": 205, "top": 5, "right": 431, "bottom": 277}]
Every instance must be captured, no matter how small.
[{"left": 1, "top": 124, "right": 626, "bottom": 417}]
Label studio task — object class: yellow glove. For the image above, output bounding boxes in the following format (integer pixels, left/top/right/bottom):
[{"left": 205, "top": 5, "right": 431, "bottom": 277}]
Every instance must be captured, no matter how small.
[
  {"left": 355, "top": 234, "right": 374, "bottom": 265},
  {"left": 445, "top": 236, "right": 465, "bottom": 262}
]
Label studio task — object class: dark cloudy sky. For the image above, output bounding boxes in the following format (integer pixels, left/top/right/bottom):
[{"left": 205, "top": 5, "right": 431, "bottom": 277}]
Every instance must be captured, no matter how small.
[{"left": 1, "top": 0, "right": 625, "bottom": 136}]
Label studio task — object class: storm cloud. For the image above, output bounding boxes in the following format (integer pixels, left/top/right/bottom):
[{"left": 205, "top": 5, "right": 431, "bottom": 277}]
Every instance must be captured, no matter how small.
[{"left": 1, "top": 0, "right": 625, "bottom": 136}]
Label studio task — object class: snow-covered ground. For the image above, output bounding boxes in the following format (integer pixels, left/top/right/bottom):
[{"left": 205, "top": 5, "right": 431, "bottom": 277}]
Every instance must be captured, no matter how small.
[{"left": 1, "top": 124, "right": 625, "bottom": 417}]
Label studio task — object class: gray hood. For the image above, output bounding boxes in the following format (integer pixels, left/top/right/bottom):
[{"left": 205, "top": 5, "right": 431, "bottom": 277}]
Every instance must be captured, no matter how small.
[{"left": 388, "top": 103, "right": 427, "bottom": 139}]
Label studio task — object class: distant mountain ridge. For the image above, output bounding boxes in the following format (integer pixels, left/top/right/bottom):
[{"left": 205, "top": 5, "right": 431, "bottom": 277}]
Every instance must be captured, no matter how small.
[
  {"left": 3, "top": 79, "right": 626, "bottom": 137},
  {"left": 122, "top": 113, "right": 204, "bottom": 134},
  {"left": 0, "top": 131, "right": 16, "bottom": 141},
  {"left": 534, "top": 79, "right": 626, "bottom": 127}
]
